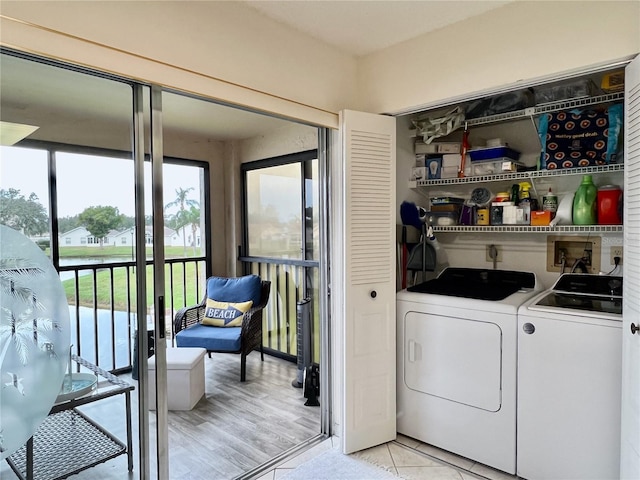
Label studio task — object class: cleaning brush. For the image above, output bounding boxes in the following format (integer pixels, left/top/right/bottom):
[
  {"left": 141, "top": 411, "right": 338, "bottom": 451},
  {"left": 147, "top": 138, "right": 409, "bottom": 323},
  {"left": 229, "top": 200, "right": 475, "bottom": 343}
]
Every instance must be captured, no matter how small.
[{"left": 400, "top": 201, "right": 427, "bottom": 231}]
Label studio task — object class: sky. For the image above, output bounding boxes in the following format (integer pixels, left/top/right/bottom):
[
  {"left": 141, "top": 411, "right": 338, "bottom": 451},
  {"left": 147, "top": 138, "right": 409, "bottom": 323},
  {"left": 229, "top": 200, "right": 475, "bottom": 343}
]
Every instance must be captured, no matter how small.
[{"left": 0, "top": 145, "right": 202, "bottom": 218}]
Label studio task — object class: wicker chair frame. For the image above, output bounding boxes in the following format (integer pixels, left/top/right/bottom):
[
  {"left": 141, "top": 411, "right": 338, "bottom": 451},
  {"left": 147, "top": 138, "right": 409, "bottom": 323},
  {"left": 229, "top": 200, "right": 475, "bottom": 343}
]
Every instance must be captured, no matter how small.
[{"left": 174, "top": 280, "right": 271, "bottom": 382}]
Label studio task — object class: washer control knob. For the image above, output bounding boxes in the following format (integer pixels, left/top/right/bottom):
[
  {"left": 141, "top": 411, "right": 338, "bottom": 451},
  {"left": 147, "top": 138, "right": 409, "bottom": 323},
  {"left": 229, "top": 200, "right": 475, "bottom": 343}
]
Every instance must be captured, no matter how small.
[
  {"left": 632, "top": 323, "right": 639, "bottom": 335},
  {"left": 523, "top": 323, "right": 535, "bottom": 335}
]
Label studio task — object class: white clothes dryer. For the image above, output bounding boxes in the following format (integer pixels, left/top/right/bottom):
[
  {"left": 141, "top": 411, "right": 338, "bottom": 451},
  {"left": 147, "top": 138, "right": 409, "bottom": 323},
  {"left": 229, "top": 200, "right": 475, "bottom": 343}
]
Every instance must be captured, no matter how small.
[{"left": 396, "top": 267, "right": 542, "bottom": 475}]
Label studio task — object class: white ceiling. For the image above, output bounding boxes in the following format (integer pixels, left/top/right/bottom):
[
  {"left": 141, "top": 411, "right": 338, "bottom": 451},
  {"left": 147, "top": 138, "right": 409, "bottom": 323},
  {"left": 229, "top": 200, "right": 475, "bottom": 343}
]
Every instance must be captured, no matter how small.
[{"left": 243, "top": 1, "right": 513, "bottom": 57}]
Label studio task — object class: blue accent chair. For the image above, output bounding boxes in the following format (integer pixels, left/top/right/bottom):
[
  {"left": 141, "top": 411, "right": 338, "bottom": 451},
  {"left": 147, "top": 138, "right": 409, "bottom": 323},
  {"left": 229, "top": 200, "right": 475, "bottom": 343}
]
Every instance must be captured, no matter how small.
[{"left": 174, "top": 275, "right": 271, "bottom": 381}]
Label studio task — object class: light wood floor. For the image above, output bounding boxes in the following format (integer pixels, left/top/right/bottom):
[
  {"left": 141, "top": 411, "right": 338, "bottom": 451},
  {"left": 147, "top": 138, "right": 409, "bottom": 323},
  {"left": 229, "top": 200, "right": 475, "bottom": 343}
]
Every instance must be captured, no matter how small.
[{"left": 1, "top": 352, "right": 321, "bottom": 480}]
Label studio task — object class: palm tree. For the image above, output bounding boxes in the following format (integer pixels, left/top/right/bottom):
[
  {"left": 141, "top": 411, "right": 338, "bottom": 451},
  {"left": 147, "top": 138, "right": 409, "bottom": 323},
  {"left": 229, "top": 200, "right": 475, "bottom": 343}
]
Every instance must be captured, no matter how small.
[
  {"left": 184, "top": 205, "right": 201, "bottom": 255},
  {"left": 165, "top": 188, "right": 199, "bottom": 256}
]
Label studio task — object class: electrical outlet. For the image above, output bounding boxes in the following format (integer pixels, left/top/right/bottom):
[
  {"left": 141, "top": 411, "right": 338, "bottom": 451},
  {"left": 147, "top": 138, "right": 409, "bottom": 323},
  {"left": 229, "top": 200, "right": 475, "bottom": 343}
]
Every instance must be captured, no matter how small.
[
  {"left": 486, "top": 244, "right": 502, "bottom": 262},
  {"left": 610, "top": 246, "right": 623, "bottom": 265}
]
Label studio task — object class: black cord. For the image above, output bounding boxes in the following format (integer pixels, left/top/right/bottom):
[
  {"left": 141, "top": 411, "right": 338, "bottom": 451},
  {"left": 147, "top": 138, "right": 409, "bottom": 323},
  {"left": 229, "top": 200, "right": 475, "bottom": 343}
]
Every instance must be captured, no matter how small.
[
  {"left": 607, "top": 256, "right": 620, "bottom": 275},
  {"left": 582, "top": 233, "right": 592, "bottom": 266}
]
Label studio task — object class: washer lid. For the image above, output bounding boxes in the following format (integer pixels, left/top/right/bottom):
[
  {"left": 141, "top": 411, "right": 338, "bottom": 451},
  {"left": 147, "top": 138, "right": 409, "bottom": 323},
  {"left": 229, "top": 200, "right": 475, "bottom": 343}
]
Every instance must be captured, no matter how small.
[
  {"left": 552, "top": 273, "right": 623, "bottom": 296},
  {"left": 532, "top": 291, "right": 622, "bottom": 316},
  {"left": 529, "top": 274, "right": 624, "bottom": 318}
]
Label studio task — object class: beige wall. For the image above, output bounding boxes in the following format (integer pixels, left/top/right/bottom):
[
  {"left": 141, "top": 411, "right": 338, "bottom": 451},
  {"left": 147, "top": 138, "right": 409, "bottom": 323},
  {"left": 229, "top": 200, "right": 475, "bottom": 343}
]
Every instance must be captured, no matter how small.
[
  {"left": 239, "top": 123, "right": 318, "bottom": 163},
  {"left": 2, "top": 1, "right": 638, "bottom": 124},
  {"left": 0, "top": 1, "right": 354, "bottom": 128},
  {"left": 358, "top": 1, "right": 640, "bottom": 114}
]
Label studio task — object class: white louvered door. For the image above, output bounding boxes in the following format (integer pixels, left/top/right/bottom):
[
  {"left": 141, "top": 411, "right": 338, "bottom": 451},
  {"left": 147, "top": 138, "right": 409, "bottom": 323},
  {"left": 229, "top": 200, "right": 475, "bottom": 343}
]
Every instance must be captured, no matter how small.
[
  {"left": 339, "top": 110, "right": 396, "bottom": 454},
  {"left": 621, "top": 54, "right": 640, "bottom": 479}
]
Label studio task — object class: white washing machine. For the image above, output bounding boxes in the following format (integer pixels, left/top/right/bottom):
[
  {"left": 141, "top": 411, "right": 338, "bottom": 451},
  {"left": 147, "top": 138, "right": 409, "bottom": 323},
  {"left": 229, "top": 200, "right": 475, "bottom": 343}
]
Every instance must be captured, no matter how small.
[
  {"left": 517, "top": 273, "right": 623, "bottom": 480},
  {"left": 396, "top": 267, "right": 542, "bottom": 475}
]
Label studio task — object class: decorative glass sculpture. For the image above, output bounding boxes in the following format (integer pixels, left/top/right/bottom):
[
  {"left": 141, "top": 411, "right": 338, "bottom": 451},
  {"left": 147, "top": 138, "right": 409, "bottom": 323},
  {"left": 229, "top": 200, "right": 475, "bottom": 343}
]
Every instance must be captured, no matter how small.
[{"left": 0, "top": 225, "right": 70, "bottom": 458}]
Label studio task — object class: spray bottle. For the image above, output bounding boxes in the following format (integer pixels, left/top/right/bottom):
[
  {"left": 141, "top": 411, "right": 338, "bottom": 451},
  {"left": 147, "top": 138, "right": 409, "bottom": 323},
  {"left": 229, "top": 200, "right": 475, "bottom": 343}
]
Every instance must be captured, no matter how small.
[
  {"left": 425, "top": 225, "right": 449, "bottom": 276},
  {"left": 518, "top": 181, "right": 533, "bottom": 224}
]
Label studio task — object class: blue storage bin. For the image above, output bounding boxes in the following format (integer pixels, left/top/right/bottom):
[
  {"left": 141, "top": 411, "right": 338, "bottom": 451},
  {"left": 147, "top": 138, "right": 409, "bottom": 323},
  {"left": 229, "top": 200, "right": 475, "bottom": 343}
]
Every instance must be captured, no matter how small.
[{"left": 468, "top": 146, "right": 521, "bottom": 162}]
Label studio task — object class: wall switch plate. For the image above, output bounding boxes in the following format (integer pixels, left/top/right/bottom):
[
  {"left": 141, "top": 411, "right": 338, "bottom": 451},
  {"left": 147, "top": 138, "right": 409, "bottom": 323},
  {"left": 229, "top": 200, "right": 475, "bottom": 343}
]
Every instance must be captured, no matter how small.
[{"left": 610, "top": 246, "right": 623, "bottom": 265}]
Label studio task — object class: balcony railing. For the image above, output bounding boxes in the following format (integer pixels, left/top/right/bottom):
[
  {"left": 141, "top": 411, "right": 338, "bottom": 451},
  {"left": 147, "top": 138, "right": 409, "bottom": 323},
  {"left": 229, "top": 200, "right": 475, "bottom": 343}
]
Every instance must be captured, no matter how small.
[
  {"left": 59, "top": 257, "right": 206, "bottom": 373},
  {"left": 60, "top": 256, "right": 317, "bottom": 373},
  {"left": 242, "top": 257, "right": 320, "bottom": 364}
]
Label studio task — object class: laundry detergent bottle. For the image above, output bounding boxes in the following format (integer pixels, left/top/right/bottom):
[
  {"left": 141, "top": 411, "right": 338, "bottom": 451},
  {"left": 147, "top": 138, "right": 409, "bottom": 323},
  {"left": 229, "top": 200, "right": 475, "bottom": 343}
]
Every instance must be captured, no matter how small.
[{"left": 572, "top": 174, "right": 597, "bottom": 225}]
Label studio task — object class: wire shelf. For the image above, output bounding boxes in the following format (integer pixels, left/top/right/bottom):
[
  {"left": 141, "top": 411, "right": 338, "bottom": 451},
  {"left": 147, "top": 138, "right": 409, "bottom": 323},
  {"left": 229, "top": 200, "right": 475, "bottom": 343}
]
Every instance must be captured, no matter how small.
[
  {"left": 464, "top": 92, "right": 624, "bottom": 127},
  {"left": 432, "top": 225, "right": 623, "bottom": 234},
  {"left": 413, "top": 163, "right": 624, "bottom": 187}
]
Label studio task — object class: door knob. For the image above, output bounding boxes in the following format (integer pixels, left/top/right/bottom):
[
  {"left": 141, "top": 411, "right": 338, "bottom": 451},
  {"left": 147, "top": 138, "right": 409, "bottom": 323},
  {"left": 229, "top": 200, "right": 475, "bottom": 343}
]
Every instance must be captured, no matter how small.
[
  {"left": 632, "top": 323, "right": 639, "bottom": 335},
  {"left": 523, "top": 323, "right": 535, "bottom": 334}
]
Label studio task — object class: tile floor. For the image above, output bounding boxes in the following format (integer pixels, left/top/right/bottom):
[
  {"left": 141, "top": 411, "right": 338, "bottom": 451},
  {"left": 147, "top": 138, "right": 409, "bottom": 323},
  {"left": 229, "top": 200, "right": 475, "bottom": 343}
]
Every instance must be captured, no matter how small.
[{"left": 256, "top": 434, "right": 520, "bottom": 480}]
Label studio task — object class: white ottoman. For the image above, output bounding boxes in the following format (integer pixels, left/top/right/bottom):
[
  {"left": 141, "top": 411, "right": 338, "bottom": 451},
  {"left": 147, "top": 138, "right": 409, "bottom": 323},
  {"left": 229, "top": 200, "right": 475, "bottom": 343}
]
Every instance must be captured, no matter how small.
[{"left": 148, "top": 347, "right": 206, "bottom": 411}]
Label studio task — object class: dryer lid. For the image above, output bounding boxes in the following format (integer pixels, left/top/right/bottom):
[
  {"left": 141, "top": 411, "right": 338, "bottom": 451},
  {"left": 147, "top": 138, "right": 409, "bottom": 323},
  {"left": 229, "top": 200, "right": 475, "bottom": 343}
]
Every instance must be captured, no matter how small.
[{"left": 407, "top": 267, "right": 536, "bottom": 301}]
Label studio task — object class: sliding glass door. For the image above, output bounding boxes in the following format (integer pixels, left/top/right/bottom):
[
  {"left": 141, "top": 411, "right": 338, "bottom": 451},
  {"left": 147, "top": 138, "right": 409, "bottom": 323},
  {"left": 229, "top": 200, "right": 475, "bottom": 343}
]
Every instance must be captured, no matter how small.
[
  {"left": 0, "top": 50, "right": 169, "bottom": 478},
  {"left": 2, "top": 47, "right": 329, "bottom": 480}
]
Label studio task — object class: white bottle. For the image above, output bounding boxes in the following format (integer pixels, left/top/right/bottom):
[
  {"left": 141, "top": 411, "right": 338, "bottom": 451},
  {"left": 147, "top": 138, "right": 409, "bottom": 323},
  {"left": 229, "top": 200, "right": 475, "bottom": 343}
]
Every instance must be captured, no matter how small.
[{"left": 542, "top": 188, "right": 558, "bottom": 219}]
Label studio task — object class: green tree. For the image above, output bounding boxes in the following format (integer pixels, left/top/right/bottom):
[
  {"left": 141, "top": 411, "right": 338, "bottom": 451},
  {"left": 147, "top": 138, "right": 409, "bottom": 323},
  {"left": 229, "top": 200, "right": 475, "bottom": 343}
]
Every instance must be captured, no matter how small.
[
  {"left": 58, "top": 215, "right": 80, "bottom": 234},
  {"left": 165, "top": 188, "right": 198, "bottom": 255},
  {"left": 119, "top": 215, "right": 135, "bottom": 229},
  {"left": 184, "top": 205, "right": 201, "bottom": 253},
  {"left": 0, "top": 188, "right": 49, "bottom": 236},
  {"left": 78, "top": 205, "right": 123, "bottom": 247}
]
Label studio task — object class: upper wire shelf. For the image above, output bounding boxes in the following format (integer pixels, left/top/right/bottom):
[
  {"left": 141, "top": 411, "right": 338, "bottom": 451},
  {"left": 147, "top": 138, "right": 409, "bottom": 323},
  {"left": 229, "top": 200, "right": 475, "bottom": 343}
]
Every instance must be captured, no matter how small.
[
  {"left": 464, "top": 92, "right": 624, "bottom": 127},
  {"left": 412, "top": 163, "right": 624, "bottom": 188},
  {"left": 411, "top": 92, "right": 625, "bottom": 137}
]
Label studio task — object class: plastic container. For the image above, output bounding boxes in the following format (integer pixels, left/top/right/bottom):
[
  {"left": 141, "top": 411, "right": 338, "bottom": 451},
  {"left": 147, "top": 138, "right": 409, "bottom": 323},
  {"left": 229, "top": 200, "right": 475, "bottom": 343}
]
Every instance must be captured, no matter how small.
[
  {"left": 470, "top": 158, "right": 522, "bottom": 176},
  {"left": 601, "top": 71, "right": 624, "bottom": 93},
  {"left": 572, "top": 175, "right": 598, "bottom": 225},
  {"left": 534, "top": 79, "right": 595, "bottom": 105},
  {"left": 430, "top": 197, "right": 465, "bottom": 206},
  {"left": 425, "top": 211, "right": 458, "bottom": 226},
  {"left": 468, "top": 146, "right": 521, "bottom": 162},
  {"left": 495, "top": 192, "right": 511, "bottom": 203},
  {"left": 597, "top": 185, "right": 623, "bottom": 225}
]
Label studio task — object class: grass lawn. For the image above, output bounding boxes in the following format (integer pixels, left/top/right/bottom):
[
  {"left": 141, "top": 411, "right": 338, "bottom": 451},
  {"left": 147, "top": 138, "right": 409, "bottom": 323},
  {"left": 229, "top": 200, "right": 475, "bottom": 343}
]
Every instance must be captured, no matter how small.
[
  {"left": 57, "top": 245, "right": 201, "bottom": 259},
  {"left": 62, "top": 256, "right": 204, "bottom": 311}
]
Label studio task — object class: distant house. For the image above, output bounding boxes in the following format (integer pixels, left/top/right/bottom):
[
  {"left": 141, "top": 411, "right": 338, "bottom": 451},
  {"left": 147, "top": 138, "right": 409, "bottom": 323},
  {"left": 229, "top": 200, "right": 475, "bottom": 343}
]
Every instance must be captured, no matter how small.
[
  {"left": 110, "top": 227, "right": 139, "bottom": 247},
  {"left": 59, "top": 226, "right": 103, "bottom": 246},
  {"left": 59, "top": 225, "right": 200, "bottom": 248},
  {"left": 170, "top": 226, "right": 201, "bottom": 248}
]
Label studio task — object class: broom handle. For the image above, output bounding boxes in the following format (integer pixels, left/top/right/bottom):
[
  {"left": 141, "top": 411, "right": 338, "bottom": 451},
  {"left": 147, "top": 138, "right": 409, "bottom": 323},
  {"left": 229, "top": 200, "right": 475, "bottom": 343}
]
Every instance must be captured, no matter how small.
[
  {"left": 458, "top": 123, "right": 469, "bottom": 178},
  {"left": 401, "top": 226, "right": 407, "bottom": 289}
]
